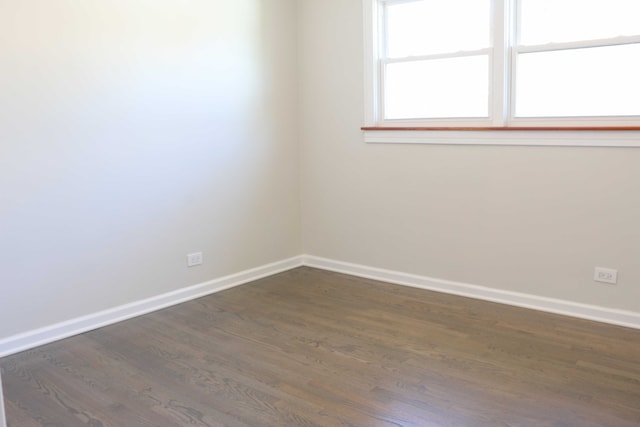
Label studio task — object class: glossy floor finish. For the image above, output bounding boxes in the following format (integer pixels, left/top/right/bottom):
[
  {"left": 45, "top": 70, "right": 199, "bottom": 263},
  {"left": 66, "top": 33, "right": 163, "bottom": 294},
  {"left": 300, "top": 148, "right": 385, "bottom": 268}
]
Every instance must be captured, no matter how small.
[{"left": 1, "top": 267, "right": 640, "bottom": 426}]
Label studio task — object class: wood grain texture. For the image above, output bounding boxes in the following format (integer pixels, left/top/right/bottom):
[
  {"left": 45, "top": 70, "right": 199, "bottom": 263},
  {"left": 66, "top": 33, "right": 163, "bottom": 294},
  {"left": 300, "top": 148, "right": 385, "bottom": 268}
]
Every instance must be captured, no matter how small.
[{"left": 1, "top": 267, "right": 639, "bottom": 426}]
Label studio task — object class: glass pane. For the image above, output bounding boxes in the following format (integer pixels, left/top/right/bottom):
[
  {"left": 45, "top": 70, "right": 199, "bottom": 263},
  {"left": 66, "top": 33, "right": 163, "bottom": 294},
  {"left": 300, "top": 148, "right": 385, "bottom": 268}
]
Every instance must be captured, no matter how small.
[
  {"left": 386, "top": 0, "right": 490, "bottom": 58},
  {"left": 520, "top": 0, "right": 640, "bottom": 45},
  {"left": 515, "top": 44, "right": 640, "bottom": 117},
  {"left": 384, "top": 56, "right": 489, "bottom": 120}
]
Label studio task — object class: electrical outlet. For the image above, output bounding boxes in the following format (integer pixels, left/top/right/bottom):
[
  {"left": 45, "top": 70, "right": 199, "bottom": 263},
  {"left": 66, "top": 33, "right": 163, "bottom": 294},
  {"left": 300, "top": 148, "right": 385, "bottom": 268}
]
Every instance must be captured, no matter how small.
[
  {"left": 187, "top": 252, "right": 203, "bottom": 267},
  {"left": 594, "top": 267, "right": 617, "bottom": 284}
]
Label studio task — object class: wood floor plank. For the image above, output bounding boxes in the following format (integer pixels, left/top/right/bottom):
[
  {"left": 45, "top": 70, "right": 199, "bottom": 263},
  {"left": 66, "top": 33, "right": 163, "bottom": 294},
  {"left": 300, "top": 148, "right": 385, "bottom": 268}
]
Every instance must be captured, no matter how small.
[{"left": 2, "top": 267, "right": 640, "bottom": 426}]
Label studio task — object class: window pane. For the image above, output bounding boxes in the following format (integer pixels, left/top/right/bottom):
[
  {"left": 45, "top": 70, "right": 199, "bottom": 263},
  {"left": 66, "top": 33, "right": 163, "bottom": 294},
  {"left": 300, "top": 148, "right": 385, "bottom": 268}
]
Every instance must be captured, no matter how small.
[
  {"left": 520, "top": 0, "right": 640, "bottom": 45},
  {"left": 384, "top": 56, "right": 489, "bottom": 120},
  {"left": 386, "top": 0, "right": 490, "bottom": 58},
  {"left": 515, "top": 44, "right": 640, "bottom": 117}
]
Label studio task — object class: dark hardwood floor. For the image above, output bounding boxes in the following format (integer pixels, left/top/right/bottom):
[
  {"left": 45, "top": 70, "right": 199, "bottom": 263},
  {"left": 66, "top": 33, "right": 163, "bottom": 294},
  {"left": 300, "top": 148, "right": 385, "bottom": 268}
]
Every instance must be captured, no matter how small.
[{"left": 2, "top": 267, "right": 640, "bottom": 426}]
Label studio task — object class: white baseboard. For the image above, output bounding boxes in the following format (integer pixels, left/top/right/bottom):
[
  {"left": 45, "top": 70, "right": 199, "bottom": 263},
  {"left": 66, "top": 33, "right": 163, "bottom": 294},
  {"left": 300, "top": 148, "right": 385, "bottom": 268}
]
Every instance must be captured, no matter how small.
[
  {"left": 2, "top": 254, "right": 639, "bottom": 360},
  {"left": 0, "top": 256, "right": 304, "bottom": 358},
  {"left": 302, "top": 255, "right": 640, "bottom": 330}
]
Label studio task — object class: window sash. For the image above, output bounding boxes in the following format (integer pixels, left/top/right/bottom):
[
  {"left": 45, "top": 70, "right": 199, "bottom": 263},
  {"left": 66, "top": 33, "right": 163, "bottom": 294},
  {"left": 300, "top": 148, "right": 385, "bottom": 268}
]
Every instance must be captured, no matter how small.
[
  {"left": 511, "top": 43, "right": 640, "bottom": 119},
  {"left": 382, "top": 54, "right": 491, "bottom": 120}
]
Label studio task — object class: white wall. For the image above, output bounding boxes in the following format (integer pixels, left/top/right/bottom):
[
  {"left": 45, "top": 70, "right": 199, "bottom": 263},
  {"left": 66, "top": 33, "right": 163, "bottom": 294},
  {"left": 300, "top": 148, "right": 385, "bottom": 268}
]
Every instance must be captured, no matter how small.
[
  {"left": 0, "top": 0, "right": 300, "bottom": 339},
  {"left": 298, "top": 0, "right": 640, "bottom": 313}
]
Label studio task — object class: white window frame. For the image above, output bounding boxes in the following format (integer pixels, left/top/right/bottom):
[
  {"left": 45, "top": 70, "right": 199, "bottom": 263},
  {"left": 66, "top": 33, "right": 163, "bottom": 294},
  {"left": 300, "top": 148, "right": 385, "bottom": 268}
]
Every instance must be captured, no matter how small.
[{"left": 363, "top": 0, "right": 640, "bottom": 146}]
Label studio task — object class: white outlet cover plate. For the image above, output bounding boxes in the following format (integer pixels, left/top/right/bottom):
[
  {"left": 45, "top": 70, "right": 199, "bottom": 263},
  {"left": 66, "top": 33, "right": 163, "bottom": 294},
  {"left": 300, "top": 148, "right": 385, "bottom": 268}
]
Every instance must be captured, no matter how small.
[
  {"left": 594, "top": 267, "right": 618, "bottom": 284},
  {"left": 187, "top": 252, "right": 203, "bottom": 267}
]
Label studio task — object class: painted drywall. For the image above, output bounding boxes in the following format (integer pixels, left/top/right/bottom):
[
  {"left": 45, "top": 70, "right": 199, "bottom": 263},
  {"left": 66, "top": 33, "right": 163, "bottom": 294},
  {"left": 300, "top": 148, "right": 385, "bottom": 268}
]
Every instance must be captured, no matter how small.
[
  {"left": 298, "top": 0, "right": 640, "bottom": 313},
  {"left": 0, "top": 0, "right": 300, "bottom": 339}
]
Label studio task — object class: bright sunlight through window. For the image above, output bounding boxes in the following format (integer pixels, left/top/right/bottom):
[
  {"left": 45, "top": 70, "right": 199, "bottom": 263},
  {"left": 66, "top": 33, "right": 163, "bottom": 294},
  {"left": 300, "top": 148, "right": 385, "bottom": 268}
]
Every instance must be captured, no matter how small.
[{"left": 366, "top": 0, "right": 640, "bottom": 128}]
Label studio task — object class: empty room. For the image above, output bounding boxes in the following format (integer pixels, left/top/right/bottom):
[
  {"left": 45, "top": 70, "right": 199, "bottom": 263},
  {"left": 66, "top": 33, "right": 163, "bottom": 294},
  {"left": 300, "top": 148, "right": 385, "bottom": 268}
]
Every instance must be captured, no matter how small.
[{"left": 1, "top": 0, "right": 639, "bottom": 426}]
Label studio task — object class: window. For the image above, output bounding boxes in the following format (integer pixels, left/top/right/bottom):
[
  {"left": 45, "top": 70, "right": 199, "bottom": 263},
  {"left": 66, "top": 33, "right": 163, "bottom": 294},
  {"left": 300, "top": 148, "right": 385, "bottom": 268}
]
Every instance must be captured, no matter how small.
[{"left": 364, "top": 0, "right": 640, "bottom": 129}]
